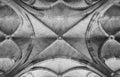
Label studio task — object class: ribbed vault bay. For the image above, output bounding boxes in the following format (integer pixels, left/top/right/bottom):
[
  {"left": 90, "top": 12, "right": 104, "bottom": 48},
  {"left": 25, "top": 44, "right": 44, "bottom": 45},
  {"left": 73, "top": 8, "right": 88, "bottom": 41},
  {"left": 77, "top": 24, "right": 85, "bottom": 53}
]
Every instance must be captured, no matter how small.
[
  {"left": 18, "top": 58, "right": 100, "bottom": 77},
  {"left": 0, "top": 0, "right": 94, "bottom": 75},
  {"left": 0, "top": 1, "right": 33, "bottom": 73},
  {"left": 86, "top": 2, "right": 120, "bottom": 74},
  {"left": 27, "top": 12, "right": 92, "bottom": 60},
  {"left": 0, "top": 0, "right": 117, "bottom": 77},
  {"left": 0, "top": 2, "right": 21, "bottom": 72}
]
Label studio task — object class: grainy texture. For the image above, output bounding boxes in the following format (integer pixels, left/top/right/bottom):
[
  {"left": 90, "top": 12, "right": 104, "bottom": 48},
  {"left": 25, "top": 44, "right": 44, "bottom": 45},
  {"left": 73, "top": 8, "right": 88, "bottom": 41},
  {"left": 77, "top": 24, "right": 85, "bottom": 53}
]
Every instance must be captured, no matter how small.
[{"left": 0, "top": 0, "right": 119, "bottom": 77}]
